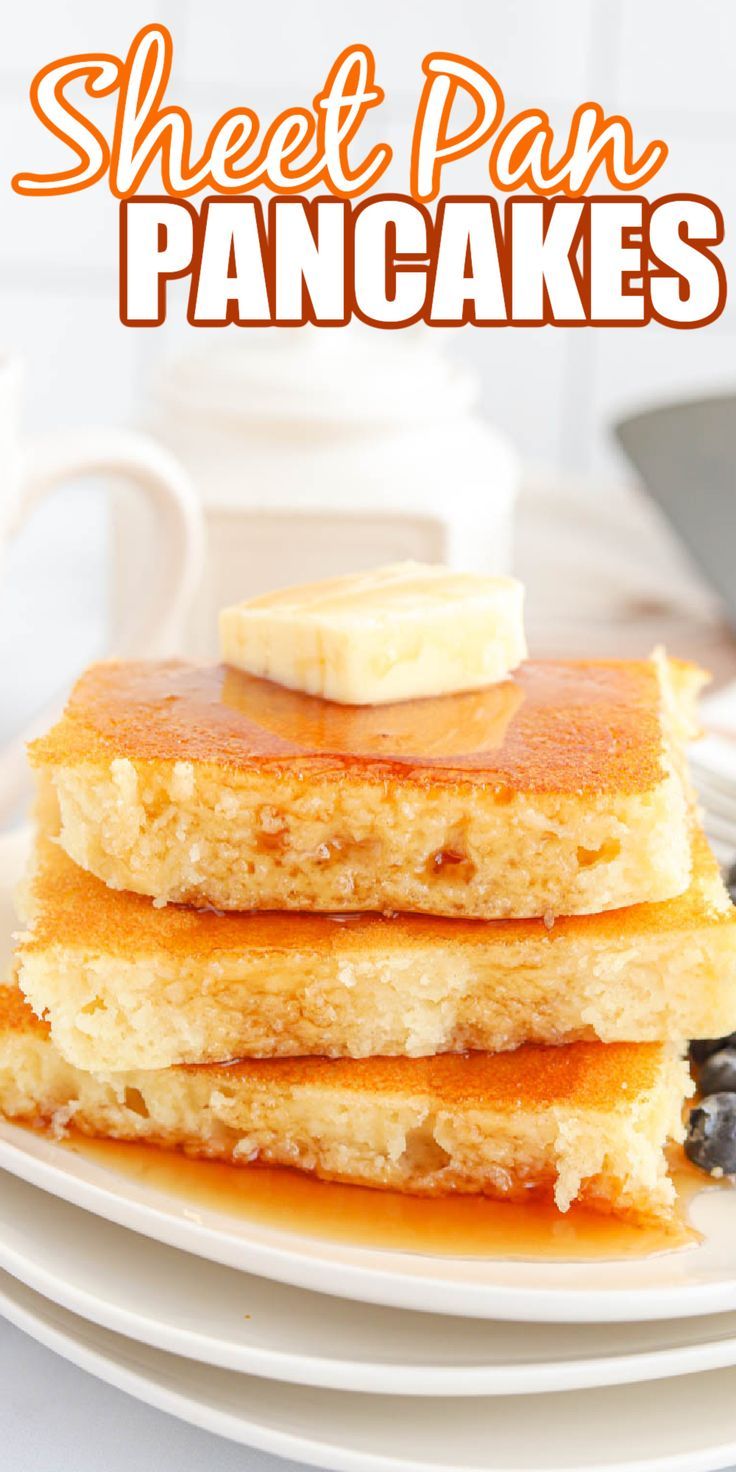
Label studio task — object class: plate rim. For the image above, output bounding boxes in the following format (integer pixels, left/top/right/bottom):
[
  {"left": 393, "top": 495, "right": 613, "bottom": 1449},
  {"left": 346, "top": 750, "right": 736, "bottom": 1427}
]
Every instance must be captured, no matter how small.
[
  {"left": 7, "top": 1171, "right": 736, "bottom": 1397},
  {"left": 0, "top": 1272, "right": 405, "bottom": 1472},
  {"left": 4, "top": 1271, "right": 736, "bottom": 1472},
  {"left": 2, "top": 1122, "right": 736, "bottom": 1326}
]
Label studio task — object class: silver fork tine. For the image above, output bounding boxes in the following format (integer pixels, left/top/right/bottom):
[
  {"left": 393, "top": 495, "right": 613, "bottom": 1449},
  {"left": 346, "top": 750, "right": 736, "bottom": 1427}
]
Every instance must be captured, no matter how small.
[
  {"left": 706, "top": 838, "right": 735, "bottom": 870},
  {"left": 690, "top": 749, "right": 736, "bottom": 875},
  {"left": 700, "top": 810, "right": 736, "bottom": 849},
  {"left": 690, "top": 759, "right": 736, "bottom": 807},
  {"left": 694, "top": 781, "right": 736, "bottom": 827}
]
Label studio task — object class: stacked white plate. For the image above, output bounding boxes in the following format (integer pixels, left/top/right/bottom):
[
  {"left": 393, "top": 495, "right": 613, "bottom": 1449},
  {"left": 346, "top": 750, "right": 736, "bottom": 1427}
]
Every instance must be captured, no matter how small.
[{"left": 3, "top": 806, "right": 736, "bottom": 1472}]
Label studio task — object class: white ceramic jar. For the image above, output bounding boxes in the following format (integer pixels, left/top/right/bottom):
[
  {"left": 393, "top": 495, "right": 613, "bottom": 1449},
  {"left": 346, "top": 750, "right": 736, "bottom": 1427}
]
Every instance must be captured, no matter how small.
[{"left": 146, "top": 327, "right": 519, "bottom": 657}]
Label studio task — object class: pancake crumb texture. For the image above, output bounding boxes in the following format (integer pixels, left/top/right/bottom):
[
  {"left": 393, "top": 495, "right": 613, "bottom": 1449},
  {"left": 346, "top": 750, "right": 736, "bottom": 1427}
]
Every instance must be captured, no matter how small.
[
  {"left": 16, "top": 812, "right": 736, "bottom": 1071},
  {"left": 0, "top": 986, "right": 690, "bottom": 1221},
  {"left": 4, "top": 649, "right": 710, "bottom": 1223},
  {"left": 30, "top": 656, "right": 697, "bottom": 917}
]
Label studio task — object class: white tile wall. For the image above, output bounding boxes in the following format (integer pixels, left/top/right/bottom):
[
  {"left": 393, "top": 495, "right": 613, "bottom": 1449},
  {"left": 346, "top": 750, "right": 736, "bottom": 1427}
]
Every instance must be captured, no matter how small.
[
  {"left": 3, "top": 3, "right": 181, "bottom": 79},
  {"left": 0, "top": 283, "right": 140, "bottom": 429},
  {"left": 180, "top": 0, "right": 595, "bottom": 105},
  {"left": 2, "top": 0, "right": 735, "bottom": 736},
  {"left": 2, "top": 0, "right": 732, "bottom": 473},
  {"left": 616, "top": 0, "right": 736, "bottom": 117},
  {"left": 0, "top": 95, "right": 119, "bottom": 279}
]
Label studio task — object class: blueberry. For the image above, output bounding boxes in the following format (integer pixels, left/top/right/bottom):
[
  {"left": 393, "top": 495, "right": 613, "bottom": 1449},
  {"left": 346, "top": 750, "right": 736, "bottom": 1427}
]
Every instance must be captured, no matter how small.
[
  {"left": 685, "top": 1094, "right": 736, "bottom": 1175},
  {"left": 689, "top": 1034, "right": 736, "bottom": 1067},
  {"left": 698, "top": 1047, "right": 736, "bottom": 1096}
]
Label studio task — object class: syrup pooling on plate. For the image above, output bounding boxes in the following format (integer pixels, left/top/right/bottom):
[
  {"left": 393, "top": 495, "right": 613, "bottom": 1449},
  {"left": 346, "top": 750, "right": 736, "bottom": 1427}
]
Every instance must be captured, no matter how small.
[{"left": 64, "top": 1134, "right": 705, "bottom": 1260}]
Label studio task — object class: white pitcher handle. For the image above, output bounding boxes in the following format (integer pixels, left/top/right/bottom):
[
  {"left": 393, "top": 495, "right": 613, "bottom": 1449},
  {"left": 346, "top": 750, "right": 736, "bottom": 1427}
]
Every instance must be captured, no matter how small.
[
  {"left": 17, "top": 428, "right": 203, "bottom": 655},
  {"left": 0, "top": 428, "right": 203, "bottom": 826}
]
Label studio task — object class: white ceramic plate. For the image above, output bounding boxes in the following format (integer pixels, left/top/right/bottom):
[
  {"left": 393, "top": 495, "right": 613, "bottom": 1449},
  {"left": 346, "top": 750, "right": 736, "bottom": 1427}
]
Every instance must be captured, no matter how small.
[
  {"left": 9, "top": 1171, "right": 736, "bottom": 1397},
  {"left": 6, "top": 1269, "right": 736, "bottom": 1472},
  {"left": 3, "top": 826, "right": 736, "bottom": 1325}
]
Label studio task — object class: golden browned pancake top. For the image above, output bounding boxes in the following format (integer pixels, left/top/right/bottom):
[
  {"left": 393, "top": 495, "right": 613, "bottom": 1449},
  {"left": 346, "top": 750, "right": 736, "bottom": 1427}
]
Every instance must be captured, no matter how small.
[
  {"left": 30, "top": 657, "right": 675, "bottom": 795},
  {"left": 0, "top": 983, "right": 665, "bottom": 1112}
]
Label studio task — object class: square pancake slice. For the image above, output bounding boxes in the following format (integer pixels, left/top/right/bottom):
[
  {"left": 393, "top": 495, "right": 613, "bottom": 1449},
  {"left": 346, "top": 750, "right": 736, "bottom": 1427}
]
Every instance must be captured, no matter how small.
[
  {"left": 29, "top": 651, "right": 699, "bottom": 919},
  {"left": 0, "top": 986, "right": 690, "bottom": 1221},
  {"left": 15, "top": 819, "right": 736, "bottom": 1073}
]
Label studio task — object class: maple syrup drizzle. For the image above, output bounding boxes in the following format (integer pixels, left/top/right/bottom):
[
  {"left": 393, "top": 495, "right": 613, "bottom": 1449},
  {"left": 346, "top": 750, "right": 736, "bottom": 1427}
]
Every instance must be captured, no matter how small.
[{"left": 59, "top": 1133, "right": 724, "bottom": 1261}]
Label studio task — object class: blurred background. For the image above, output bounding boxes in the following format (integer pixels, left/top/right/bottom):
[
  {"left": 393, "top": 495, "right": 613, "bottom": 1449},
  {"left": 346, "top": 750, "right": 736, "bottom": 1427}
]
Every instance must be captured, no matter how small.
[{"left": 2, "top": 0, "right": 736, "bottom": 752}]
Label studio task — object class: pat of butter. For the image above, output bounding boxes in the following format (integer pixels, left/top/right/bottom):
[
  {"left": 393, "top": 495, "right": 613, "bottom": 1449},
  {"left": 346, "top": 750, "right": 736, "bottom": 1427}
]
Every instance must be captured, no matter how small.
[{"left": 219, "top": 563, "right": 526, "bottom": 705}]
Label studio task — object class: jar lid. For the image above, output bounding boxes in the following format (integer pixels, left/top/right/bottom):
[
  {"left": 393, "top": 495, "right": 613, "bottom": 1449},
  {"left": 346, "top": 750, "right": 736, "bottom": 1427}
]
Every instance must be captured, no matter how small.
[{"left": 155, "top": 326, "right": 479, "bottom": 428}]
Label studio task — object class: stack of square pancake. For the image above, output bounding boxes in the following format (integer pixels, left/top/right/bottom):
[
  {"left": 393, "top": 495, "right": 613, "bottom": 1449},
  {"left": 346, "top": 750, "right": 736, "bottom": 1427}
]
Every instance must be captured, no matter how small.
[{"left": 2, "top": 646, "right": 736, "bottom": 1224}]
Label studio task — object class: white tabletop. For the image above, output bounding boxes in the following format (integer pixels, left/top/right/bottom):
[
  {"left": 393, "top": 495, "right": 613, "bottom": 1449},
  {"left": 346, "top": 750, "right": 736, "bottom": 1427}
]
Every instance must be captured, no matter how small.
[{"left": 1, "top": 1314, "right": 303, "bottom": 1472}]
